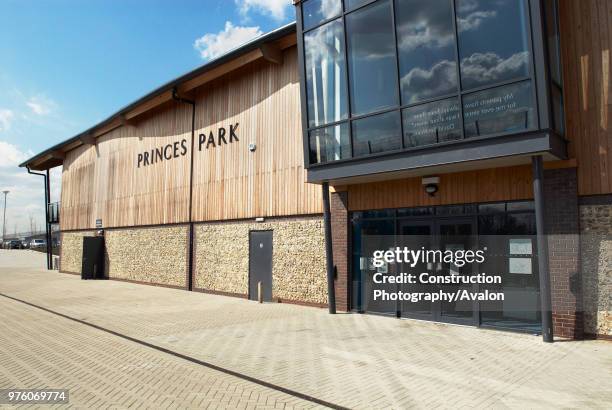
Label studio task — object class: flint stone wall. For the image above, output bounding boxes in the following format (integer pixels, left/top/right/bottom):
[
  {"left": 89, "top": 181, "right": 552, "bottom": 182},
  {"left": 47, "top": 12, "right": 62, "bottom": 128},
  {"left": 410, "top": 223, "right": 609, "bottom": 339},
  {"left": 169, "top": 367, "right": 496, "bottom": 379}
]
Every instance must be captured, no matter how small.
[
  {"left": 194, "top": 216, "right": 327, "bottom": 305},
  {"left": 104, "top": 225, "right": 189, "bottom": 288},
  {"left": 580, "top": 204, "right": 612, "bottom": 336}
]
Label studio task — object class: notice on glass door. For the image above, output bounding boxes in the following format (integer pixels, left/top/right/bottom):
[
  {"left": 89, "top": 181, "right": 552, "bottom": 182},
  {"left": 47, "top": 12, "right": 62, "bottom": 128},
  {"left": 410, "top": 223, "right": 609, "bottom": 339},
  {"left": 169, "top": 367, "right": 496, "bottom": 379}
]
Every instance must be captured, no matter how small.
[
  {"left": 509, "top": 238, "right": 532, "bottom": 255},
  {"left": 509, "top": 257, "right": 532, "bottom": 274}
]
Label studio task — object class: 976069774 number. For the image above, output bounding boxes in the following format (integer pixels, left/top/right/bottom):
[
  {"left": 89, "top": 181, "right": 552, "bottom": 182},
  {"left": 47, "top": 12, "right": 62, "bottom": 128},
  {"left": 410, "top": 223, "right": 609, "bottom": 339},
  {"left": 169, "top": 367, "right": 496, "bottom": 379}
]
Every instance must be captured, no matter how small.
[{"left": 0, "top": 389, "right": 69, "bottom": 404}]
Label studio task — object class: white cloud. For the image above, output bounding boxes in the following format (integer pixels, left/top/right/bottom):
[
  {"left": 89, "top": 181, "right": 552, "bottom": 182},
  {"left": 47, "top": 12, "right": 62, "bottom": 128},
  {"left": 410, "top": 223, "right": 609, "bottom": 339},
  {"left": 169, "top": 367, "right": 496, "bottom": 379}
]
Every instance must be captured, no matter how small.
[
  {"left": 0, "top": 109, "right": 14, "bottom": 132},
  {"left": 0, "top": 140, "right": 61, "bottom": 236},
  {"left": 194, "top": 21, "right": 263, "bottom": 61},
  {"left": 401, "top": 60, "right": 458, "bottom": 104},
  {"left": 457, "top": 10, "right": 497, "bottom": 32},
  {"left": 26, "top": 95, "right": 56, "bottom": 116},
  {"left": 398, "top": 22, "right": 454, "bottom": 53},
  {"left": 457, "top": 0, "right": 479, "bottom": 13},
  {"left": 235, "top": 0, "right": 291, "bottom": 21},
  {"left": 0, "top": 141, "right": 31, "bottom": 167},
  {"left": 461, "top": 51, "right": 529, "bottom": 86}
]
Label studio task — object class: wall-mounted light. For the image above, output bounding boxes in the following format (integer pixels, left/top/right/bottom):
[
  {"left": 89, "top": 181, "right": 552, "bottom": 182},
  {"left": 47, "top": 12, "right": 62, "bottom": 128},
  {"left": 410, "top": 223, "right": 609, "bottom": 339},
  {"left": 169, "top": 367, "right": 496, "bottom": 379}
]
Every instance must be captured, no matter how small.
[
  {"left": 249, "top": 143, "right": 257, "bottom": 152},
  {"left": 422, "top": 176, "right": 440, "bottom": 197}
]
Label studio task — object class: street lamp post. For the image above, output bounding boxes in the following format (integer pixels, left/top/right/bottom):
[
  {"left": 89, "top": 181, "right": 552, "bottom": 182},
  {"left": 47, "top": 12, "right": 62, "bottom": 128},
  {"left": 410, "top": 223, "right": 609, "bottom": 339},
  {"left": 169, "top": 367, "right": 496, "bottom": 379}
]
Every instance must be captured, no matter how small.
[{"left": 2, "top": 190, "right": 9, "bottom": 245}]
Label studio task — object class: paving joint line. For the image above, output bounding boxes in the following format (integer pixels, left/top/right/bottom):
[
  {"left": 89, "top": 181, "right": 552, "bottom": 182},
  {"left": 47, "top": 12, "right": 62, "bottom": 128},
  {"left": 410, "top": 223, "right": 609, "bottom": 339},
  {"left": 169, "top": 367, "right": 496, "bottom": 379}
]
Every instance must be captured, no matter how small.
[{"left": 0, "top": 291, "right": 348, "bottom": 410}]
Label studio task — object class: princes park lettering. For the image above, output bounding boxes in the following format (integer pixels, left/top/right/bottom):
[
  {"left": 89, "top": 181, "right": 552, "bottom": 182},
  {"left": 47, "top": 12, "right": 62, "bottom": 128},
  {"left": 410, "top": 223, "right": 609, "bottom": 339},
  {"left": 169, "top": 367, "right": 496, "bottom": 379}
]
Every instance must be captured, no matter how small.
[
  {"left": 136, "top": 123, "right": 239, "bottom": 168},
  {"left": 198, "top": 123, "right": 239, "bottom": 150},
  {"left": 137, "top": 139, "right": 188, "bottom": 168}
]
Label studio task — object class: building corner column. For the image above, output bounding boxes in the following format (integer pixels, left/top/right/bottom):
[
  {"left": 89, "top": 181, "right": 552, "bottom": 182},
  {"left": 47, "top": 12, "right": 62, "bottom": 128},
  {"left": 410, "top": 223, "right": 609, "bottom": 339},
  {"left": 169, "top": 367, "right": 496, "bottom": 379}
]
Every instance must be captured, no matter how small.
[
  {"left": 533, "top": 156, "right": 554, "bottom": 342},
  {"left": 330, "top": 189, "right": 349, "bottom": 312},
  {"left": 542, "top": 164, "right": 583, "bottom": 339},
  {"left": 322, "top": 182, "right": 336, "bottom": 314}
]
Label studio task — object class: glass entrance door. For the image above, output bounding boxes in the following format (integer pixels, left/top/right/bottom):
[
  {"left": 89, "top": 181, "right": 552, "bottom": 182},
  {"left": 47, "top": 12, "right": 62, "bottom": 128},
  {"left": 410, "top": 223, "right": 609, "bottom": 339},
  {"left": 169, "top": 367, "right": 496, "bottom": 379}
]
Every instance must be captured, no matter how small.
[
  {"left": 397, "top": 220, "right": 434, "bottom": 320},
  {"left": 435, "top": 218, "right": 477, "bottom": 326},
  {"left": 398, "top": 217, "right": 477, "bottom": 326}
]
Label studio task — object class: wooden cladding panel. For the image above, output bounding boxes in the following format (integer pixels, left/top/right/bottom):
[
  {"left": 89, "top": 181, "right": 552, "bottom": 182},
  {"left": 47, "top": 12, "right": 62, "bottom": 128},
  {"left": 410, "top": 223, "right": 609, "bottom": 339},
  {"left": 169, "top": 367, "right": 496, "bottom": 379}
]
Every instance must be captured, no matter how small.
[
  {"left": 560, "top": 0, "right": 612, "bottom": 195},
  {"left": 60, "top": 104, "right": 193, "bottom": 230},
  {"left": 191, "top": 47, "right": 321, "bottom": 221},
  {"left": 60, "top": 46, "right": 321, "bottom": 230},
  {"left": 347, "top": 165, "right": 533, "bottom": 211}
]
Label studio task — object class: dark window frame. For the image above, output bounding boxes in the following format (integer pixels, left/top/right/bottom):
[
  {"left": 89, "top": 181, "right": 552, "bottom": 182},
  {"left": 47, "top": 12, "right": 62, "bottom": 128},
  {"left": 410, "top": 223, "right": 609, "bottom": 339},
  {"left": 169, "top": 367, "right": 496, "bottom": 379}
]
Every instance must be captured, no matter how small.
[{"left": 297, "top": 0, "right": 559, "bottom": 168}]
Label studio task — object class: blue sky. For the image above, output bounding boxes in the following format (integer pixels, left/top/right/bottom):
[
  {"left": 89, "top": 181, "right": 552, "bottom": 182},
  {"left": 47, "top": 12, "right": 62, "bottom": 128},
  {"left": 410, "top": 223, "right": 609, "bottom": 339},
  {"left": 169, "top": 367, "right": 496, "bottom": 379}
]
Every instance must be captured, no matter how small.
[{"left": 0, "top": 0, "right": 294, "bottom": 234}]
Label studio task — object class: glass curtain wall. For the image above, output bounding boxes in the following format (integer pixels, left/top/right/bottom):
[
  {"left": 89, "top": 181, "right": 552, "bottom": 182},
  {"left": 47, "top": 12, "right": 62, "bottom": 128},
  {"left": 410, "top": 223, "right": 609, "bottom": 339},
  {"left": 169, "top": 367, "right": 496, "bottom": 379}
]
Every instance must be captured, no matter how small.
[{"left": 300, "top": 0, "right": 540, "bottom": 165}]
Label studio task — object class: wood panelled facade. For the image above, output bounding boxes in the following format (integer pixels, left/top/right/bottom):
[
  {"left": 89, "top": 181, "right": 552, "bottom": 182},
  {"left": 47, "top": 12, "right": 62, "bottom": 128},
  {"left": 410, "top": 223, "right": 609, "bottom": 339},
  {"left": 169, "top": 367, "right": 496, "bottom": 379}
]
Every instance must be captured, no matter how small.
[
  {"left": 347, "top": 165, "right": 534, "bottom": 211},
  {"left": 191, "top": 47, "right": 321, "bottom": 221},
  {"left": 60, "top": 45, "right": 320, "bottom": 231},
  {"left": 61, "top": 105, "right": 193, "bottom": 230},
  {"left": 560, "top": 0, "right": 612, "bottom": 196}
]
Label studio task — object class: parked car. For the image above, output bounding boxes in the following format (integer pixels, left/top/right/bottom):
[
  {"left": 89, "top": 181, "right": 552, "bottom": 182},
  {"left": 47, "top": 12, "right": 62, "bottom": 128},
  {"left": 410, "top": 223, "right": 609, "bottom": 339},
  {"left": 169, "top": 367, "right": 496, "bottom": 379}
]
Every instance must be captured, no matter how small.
[
  {"left": 29, "top": 239, "right": 46, "bottom": 249},
  {"left": 8, "top": 240, "right": 22, "bottom": 249},
  {"left": 21, "top": 238, "right": 29, "bottom": 249}
]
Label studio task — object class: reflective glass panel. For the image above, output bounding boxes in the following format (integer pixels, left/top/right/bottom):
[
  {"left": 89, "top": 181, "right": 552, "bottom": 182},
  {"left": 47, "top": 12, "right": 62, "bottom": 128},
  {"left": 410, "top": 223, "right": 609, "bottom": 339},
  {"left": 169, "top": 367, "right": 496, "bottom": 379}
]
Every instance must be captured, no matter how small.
[
  {"left": 506, "top": 201, "right": 535, "bottom": 212},
  {"left": 346, "top": 0, "right": 374, "bottom": 10},
  {"left": 544, "top": 0, "right": 562, "bottom": 86},
  {"left": 402, "top": 97, "right": 461, "bottom": 147},
  {"left": 479, "top": 203, "right": 506, "bottom": 214},
  {"left": 351, "top": 218, "right": 395, "bottom": 312},
  {"left": 436, "top": 204, "right": 477, "bottom": 216},
  {"left": 309, "top": 123, "right": 351, "bottom": 164},
  {"left": 395, "top": 0, "right": 458, "bottom": 104},
  {"left": 346, "top": 0, "right": 399, "bottom": 115},
  {"left": 304, "top": 19, "right": 349, "bottom": 128},
  {"left": 360, "top": 209, "right": 396, "bottom": 219},
  {"left": 456, "top": 0, "right": 531, "bottom": 90},
  {"left": 397, "top": 207, "right": 434, "bottom": 217},
  {"left": 463, "top": 81, "right": 535, "bottom": 138},
  {"left": 506, "top": 213, "right": 536, "bottom": 235},
  {"left": 302, "top": 0, "right": 342, "bottom": 30},
  {"left": 352, "top": 111, "right": 402, "bottom": 157}
]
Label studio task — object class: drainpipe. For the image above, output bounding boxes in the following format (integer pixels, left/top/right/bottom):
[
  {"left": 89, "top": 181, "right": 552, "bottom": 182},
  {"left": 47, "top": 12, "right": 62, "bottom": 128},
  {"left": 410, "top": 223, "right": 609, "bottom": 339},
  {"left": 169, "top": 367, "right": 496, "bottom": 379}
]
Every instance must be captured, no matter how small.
[
  {"left": 322, "top": 182, "right": 336, "bottom": 314},
  {"left": 172, "top": 87, "right": 196, "bottom": 291},
  {"left": 532, "top": 155, "right": 553, "bottom": 343},
  {"left": 27, "top": 166, "right": 51, "bottom": 270},
  {"left": 46, "top": 170, "right": 52, "bottom": 269}
]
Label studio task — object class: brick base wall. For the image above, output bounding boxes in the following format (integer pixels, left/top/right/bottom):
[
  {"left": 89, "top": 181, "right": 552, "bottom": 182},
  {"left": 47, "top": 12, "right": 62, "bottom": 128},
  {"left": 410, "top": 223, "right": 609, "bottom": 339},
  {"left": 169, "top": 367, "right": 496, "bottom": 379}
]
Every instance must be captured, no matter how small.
[
  {"left": 331, "top": 191, "right": 349, "bottom": 312},
  {"left": 543, "top": 168, "right": 583, "bottom": 339}
]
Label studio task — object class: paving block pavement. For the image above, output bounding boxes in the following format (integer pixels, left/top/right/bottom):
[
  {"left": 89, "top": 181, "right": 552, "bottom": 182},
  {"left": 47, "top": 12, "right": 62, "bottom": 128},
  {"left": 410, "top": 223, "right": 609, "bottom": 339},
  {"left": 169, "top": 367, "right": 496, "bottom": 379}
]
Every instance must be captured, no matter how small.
[
  {"left": 0, "top": 292, "right": 322, "bottom": 409},
  {"left": 0, "top": 250, "right": 611, "bottom": 409}
]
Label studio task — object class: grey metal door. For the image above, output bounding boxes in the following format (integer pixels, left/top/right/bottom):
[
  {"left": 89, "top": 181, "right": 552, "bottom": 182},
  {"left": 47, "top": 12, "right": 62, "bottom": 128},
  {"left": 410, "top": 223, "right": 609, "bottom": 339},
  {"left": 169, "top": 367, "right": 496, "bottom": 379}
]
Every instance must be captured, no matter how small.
[{"left": 249, "top": 231, "right": 273, "bottom": 301}]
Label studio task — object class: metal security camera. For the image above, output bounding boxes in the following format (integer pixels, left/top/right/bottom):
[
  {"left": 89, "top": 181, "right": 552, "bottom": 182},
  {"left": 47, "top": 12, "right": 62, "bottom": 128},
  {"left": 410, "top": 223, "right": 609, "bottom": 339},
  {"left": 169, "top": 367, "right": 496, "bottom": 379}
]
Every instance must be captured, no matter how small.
[{"left": 422, "top": 176, "right": 440, "bottom": 197}]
